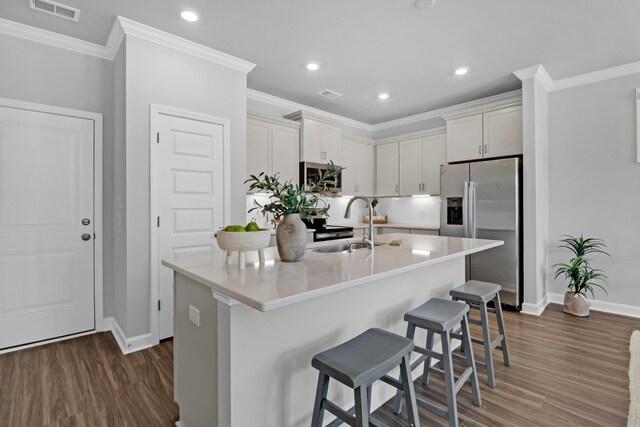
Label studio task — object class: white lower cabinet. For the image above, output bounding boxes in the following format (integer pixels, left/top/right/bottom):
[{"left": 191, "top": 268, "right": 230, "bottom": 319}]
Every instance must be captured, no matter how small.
[
  {"left": 376, "top": 227, "right": 439, "bottom": 236},
  {"left": 341, "top": 136, "right": 374, "bottom": 196},
  {"left": 247, "top": 112, "right": 300, "bottom": 184}
]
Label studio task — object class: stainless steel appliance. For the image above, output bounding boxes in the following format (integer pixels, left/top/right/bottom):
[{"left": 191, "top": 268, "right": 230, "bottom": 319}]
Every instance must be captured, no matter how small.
[
  {"left": 440, "top": 157, "right": 522, "bottom": 310},
  {"left": 300, "top": 162, "right": 342, "bottom": 193},
  {"left": 302, "top": 209, "right": 354, "bottom": 242}
]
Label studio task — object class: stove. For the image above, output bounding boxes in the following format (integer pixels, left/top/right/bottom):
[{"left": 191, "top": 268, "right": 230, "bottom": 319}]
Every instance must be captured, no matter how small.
[{"left": 301, "top": 214, "right": 354, "bottom": 242}]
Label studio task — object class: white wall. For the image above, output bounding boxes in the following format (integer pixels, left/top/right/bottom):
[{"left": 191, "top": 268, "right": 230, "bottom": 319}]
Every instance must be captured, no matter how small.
[
  {"left": 122, "top": 36, "right": 248, "bottom": 337},
  {"left": 0, "top": 34, "right": 117, "bottom": 318},
  {"left": 548, "top": 72, "right": 640, "bottom": 306}
]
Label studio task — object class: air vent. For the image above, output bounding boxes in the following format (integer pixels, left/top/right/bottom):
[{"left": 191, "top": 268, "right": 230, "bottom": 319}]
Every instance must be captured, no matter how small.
[
  {"left": 30, "top": 0, "right": 80, "bottom": 22},
  {"left": 317, "top": 89, "right": 343, "bottom": 100}
]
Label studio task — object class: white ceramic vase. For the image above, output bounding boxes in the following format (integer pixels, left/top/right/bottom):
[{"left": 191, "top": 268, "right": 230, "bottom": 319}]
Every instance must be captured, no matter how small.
[{"left": 276, "top": 214, "right": 307, "bottom": 262}]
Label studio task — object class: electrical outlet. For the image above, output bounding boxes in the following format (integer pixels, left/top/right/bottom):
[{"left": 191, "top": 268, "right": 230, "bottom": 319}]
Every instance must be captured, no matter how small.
[{"left": 189, "top": 305, "right": 200, "bottom": 327}]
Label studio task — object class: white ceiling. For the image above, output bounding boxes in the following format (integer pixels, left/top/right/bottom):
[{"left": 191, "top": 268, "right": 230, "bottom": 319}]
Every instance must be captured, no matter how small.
[{"left": 1, "top": 0, "right": 639, "bottom": 124}]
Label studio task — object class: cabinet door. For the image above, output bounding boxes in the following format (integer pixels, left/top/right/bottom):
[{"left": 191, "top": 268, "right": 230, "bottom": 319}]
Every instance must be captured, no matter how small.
[
  {"left": 301, "top": 119, "right": 323, "bottom": 163},
  {"left": 323, "top": 123, "right": 341, "bottom": 164},
  {"left": 355, "top": 143, "right": 374, "bottom": 196},
  {"left": 411, "top": 229, "right": 439, "bottom": 236},
  {"left": 340, "top": 140, "right": 356, "bottom": 195},
  {"left": 423, "top": 134, "right": 447, "bottom": 195},
  {"left": 272, "top": 124, "right": 299, "bottom": 185},
  {"left": 376, "top": 142, "right": 399, "bottom": 196},
  {"left": 446, "top": 114, "right": 483, "bottom": 163},
  {"left": 483, "top": 106, "right": 523, "bottom": 158},
  {"left": 399, "top": 137, "right": 423, "bottom": 195},
  {"left": 247, "top": 119, "right": 271, "bottom": 179}
]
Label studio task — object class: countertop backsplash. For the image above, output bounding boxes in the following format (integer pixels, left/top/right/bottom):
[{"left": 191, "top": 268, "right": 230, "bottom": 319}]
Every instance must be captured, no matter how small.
[{"left": 246, "top": 194, "right": 440, "bottom": 228}]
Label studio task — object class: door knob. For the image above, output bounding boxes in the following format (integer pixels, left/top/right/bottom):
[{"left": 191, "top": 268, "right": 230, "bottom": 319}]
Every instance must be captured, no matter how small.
[
  {"left": 82, "top": 218, "right": 91, "bottom": 226},
  {"left": 81, "top": 233, "right": 91, "bottom": 241}
]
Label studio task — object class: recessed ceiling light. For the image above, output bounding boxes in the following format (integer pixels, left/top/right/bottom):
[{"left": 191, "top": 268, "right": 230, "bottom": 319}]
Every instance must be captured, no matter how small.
[
  {"left": 454, "top": 67, "right": 469, "bottom": 76},
  {"left": 181, "top": 10, "right": 199, "bottom": 22},
  {"left": 378, "top": 93, "right": 389, "bottom": 100},
  {"left": 306, "top": 63, "right": 320, "bottom": 71}
]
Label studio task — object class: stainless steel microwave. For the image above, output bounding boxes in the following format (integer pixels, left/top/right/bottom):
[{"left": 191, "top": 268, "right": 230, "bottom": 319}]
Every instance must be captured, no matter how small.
[{"left": 299, "top": 162, "right": 342, "bottom": 193}]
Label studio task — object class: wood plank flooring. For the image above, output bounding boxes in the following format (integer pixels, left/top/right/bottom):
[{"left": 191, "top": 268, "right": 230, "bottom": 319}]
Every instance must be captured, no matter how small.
[{"left": 0, "top": 303, "right": 637, "bottom": 426}]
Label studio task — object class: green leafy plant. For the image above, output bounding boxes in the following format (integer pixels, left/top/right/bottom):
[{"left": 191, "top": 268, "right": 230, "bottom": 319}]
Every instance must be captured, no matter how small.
[
  {"left": 553, "top": 234, "right": 610, "bottom": 298},
  {"left": 245, "top": 162, "right": 343, "bottom": 223}
]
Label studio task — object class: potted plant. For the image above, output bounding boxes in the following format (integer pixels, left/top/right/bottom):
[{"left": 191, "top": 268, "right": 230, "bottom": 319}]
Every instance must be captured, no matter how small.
[
  {"left": 553, "top": 234, "right": 609, "bottom": 317},
  {"left": 245, "top": 163, "right": 341, "bottom": 262}
]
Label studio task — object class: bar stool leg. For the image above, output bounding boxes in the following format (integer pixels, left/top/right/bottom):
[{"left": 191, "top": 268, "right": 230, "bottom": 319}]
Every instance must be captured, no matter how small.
[
  {"left": 393, "top": 323, "right": 416, "bottom": 414},
  {"left": 440, "top": 330, "right": 459, "bottom": 427},
  {"left": 461, "top": 315, "right": 481, "bottom": 406},
  {"left": 493, "top": 293, "right": 511, "bottom": 367},
  {"left": 354, "top": 385, "right": 370, "bottom": 427},
  {"left": 479, "top": 301, "right": 496, "bottom": 388},
  {"left": 311, "top": 373, "right": 330, "bottom": 427},
  {"left": 421, "top": 330, "right": 434, "bottom": 385},
  {"left": 400, "top": 353, "right": 420, "bottom": 427}
]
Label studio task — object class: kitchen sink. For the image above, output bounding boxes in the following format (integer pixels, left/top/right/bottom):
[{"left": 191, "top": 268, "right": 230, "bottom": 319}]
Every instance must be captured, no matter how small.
[{"left": 307, "top": 241, "right": 384, "bottom": 253}]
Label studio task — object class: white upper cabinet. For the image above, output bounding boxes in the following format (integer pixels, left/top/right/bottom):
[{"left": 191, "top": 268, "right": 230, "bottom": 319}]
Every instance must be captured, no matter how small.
[
  {"left": 376, "top": 142, "right": 399, "bottom": 197},
  {"left": 398, "top": 131, "right": 447, "bottom": 196},
  {"left": 247, "top": 112, "right": 300, "bottom": 185},
  {"left": 284, "top": 111, "right": 342, "bottom": 165},
  {"left": 445, "top": 102, "right": 522, "bottom": 163},
  {"left": 341, "top": 137, "right": 374, "bottom": 196}
]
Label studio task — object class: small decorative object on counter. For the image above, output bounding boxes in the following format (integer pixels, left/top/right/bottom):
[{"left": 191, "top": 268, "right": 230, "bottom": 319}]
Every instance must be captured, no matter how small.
[
  {"left": 215, "top": 223, "right": 271, "bottom": 269},
  {"left": 363, "top": 214, "right": 388, "bottom": 224},
  {"left": 389, "top": 239, "right": 402, "bottom": 247},
  {"left": 553, "top": 234, "right": 609, "bottom": 317},
  {"left": 245, "top": 162, "right": 342, "bottom": 262}
]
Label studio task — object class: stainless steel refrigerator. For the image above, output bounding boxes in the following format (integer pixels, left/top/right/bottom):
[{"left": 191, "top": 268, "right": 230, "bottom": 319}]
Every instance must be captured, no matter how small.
[{"left": 440, "top": 157, "right": 522, "bottom": 310}]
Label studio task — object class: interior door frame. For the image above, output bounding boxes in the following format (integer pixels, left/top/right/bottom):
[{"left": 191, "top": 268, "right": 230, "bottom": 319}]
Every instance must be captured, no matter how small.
[
  {"left": 149, "top": 104, "right": 231, "bottom": 345},
  {"left": 0, "top": 96, "right": 104, "bottom": 337}
]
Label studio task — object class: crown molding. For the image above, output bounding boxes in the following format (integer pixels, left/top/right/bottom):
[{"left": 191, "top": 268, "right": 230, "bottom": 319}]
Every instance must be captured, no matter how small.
[
  {"left": 0, "top": 17, "right": 112, "bottom": 60},
  {"left": 371, "top": 89, "right": 522, "bottom": 132},
  {"left": 552, "top": 61, "right": 640, "bottom": 91},
  {"left": 247, "top": 110, "right": 301, "bottom": 129},
  {"left": 247, "top": 89, "right": 372, "bottom": 131},
  {"left": 375, "top": 126, "right": 446, "bottom": 145},
  {"left": 513, "top": 64, "right": 553, "bottom": 91},
  {"left": 115, "top": 17, "right": 255, "bottom": 73},
  {"left": 341, "top": 134, "right": 375, "bottom": 145}
]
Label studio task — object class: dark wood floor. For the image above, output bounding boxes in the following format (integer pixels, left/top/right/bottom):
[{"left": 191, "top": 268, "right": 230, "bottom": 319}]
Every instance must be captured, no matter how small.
[{"left": 0, "top": 304, "right": 637, "bottom": 426}]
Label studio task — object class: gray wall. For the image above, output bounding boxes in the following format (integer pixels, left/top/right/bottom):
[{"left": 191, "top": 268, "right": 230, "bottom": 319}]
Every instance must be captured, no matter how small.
[
  {"left": 548, "top": 73, "right": 640, "bottom": 305},
  {"left": 123, "top": 36, "right": 248, "bottom": 336},
  {"left": 0, "top": 34, "right": 117, "bottom": 319}
]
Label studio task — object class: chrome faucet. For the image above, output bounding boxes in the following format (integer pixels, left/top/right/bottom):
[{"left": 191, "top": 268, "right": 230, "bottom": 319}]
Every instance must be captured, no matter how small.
[{"left": 344, "top": 195, "right": 374, "bottom": 249}]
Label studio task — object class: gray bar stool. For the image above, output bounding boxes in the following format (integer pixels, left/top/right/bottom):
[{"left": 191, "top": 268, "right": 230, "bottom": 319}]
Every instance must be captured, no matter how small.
[
  {"left": 393, "top": 298, "right": 481, "bottom": 427},
  {"left": 311, "top": 328, "right": 420, "bottom": 427},
  {"left": 449, "top": 280, "right": 510, "bottom": 388}
]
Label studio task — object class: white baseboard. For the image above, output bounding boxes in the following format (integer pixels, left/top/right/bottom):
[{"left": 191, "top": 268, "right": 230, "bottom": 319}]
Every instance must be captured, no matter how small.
[
  {"left": 548, "top": 293, "right": 640, "bottom": 318},
  {"left": 521, "top": 294, "right": 550, "bottom": 316},
  {"left": 103, "top": 316, "right": 156, "bottom": 354}
]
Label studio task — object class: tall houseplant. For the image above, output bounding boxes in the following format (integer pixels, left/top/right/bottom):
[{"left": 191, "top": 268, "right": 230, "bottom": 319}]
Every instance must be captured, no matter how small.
[
  {"left": 245, "top": 163, "right": 341, "bottom": 262},
  {"left": 553, "top": 234, "right": 609, "bottom": 317}
]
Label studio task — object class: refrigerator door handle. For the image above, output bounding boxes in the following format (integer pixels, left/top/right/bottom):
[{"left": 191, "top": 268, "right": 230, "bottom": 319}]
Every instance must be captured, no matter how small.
[
  {"left": 463, "top": 181, "right": 470, "bottom": 237},
  {"left": 469, "top": 181, "right": 477, "bottom": 239}
]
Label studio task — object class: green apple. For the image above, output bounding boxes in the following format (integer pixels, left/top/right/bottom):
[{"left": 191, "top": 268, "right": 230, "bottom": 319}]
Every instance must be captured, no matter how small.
[
  {"left": 245, "top": 221, "right": 261, "bottom": 232},
  {"left": 224, "top": 225, "right": 246, "bottom": 232}
]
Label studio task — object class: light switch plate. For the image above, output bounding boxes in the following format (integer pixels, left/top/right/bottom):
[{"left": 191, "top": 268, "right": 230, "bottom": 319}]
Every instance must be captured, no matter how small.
[{"left": 189, "top": 305, "right": 200, "bottom": 327}]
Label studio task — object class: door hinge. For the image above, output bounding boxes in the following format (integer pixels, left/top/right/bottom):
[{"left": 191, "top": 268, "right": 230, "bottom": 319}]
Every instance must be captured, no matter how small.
[
  {"left": 156, "top": 132, "right": 160, "bottom": 143},
  {"left": 158, "top": 300, "right": 161, "bottom": 311},
  {"left": 157, "top": 216, "right": 160, "bottom": 227}
]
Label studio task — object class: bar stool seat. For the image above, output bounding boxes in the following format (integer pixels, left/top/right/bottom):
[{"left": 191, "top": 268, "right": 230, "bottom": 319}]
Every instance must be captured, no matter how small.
[
  {"left": 449, "top": 280, "right": 510, "bottom": 388},
  {"left": 394, "top": 298, "right": 481, "bottom": 427},
  {"left": 311, "top": 328, "right": 420, "bottom": 427}
]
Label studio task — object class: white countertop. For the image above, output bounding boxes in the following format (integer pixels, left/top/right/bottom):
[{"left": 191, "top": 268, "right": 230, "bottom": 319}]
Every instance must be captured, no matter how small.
[{"left": 162, "top": 233, "right": 501, "bottom": 312}]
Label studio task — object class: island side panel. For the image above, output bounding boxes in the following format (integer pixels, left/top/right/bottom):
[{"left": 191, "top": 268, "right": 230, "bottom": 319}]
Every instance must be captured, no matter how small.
[
  {"left": 174, "top": 273, "right": 231, "bottom": 427},
  {"left": 228, "top": 256, "right": 465, "bottom": 427}
]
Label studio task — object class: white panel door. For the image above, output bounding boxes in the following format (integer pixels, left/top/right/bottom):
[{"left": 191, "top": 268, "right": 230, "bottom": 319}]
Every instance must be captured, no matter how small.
[
  {"left": 399, "top": 137, "right": 423, "bottom": 196},
  {"left": 246, "top": 119, "right": 270, "bottom": 180},
  {"left": 0, "top": 106, "right": 95, "bottom": 350},
  {"left": 340, "top": 140, "right": 355, "bottom": 195},
  {"left": 355, "top": 143, "right": 374, "bottom": 196},
  {"left": 271, "top": 124, "right": 299, "bottom": 185},
  {"left": 157, "top": 114, "right": 224, "bottom": 339}
]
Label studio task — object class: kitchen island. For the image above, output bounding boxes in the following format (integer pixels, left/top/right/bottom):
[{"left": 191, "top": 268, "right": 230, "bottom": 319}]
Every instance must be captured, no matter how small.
[{"left": 162, "top": 233, "right": 502, "bottom": 427}]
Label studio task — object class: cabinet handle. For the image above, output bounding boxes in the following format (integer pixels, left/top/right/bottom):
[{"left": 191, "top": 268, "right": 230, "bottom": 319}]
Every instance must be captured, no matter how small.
[
  {"left": 484, "top": 144, "right": 488, "bottom": 154},
  {"left": 478, "top": 145, "right": 482, "bottom": 155},
  {"left": 395, "top": 184, "right": 398, "bottom": 193}
]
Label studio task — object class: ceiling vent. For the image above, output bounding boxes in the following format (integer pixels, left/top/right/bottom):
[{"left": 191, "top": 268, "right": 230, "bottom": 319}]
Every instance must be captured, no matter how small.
[
  {"left": 317, "top": 89, "right": 343, "bottom": 100},
  {"left": 29, "top": 0, "right": 80, "bottom": 22}
]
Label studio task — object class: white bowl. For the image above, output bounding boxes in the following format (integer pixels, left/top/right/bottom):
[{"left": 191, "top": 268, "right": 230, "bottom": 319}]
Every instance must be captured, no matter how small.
[{"left": 216, "top": 229, "right": 271, "bottom": 252}]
